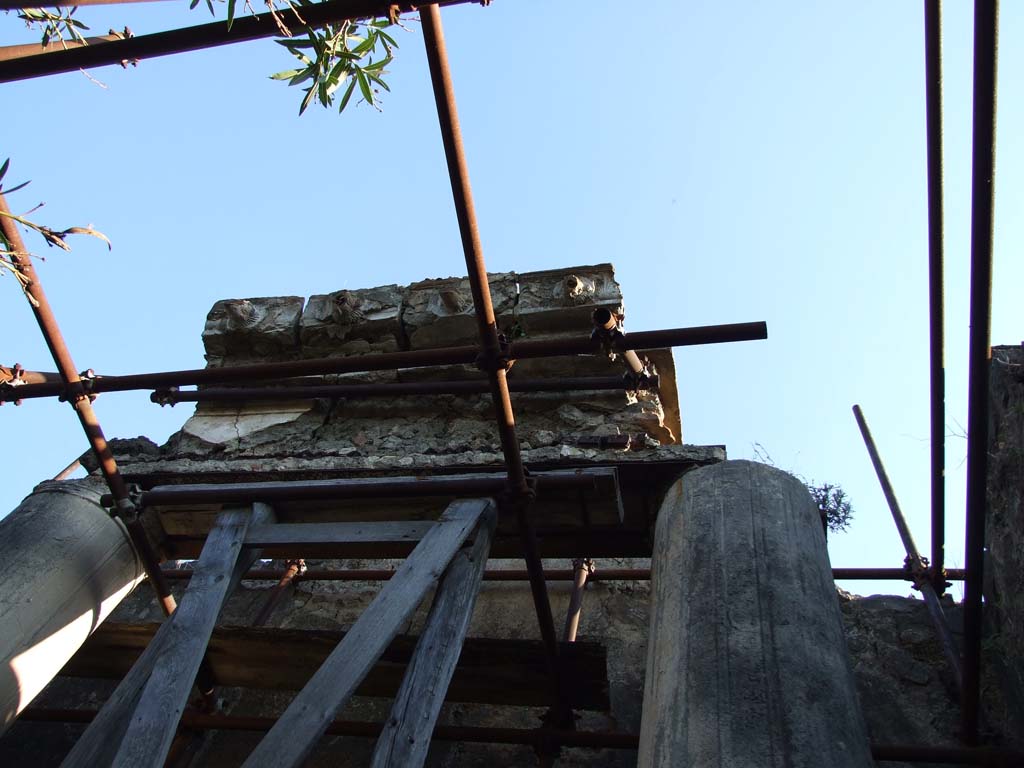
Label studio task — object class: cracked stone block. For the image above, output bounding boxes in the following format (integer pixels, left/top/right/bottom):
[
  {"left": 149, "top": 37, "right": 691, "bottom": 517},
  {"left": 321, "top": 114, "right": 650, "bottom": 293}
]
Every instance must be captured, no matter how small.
[
  {"left": 300, "top": 284, "right": 405, "bottom": 358},
  {"left": 202, "top": 296, "right": 304, "bottom": 367},
  {"left": 182, "top": 402, "right": 316, "bottom": 445}
]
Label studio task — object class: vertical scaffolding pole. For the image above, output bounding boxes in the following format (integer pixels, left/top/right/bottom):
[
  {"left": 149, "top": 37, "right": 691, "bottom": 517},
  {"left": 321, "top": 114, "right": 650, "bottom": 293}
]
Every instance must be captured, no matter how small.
[
  {"left": 924, "top": 0, "right": 947, "bottom": 592},
  {"left": 419, "top": 3, "right": 572, "bottom": 736},
  {"left": 961, "top": 0, "right": 999, "bottom": 745}
]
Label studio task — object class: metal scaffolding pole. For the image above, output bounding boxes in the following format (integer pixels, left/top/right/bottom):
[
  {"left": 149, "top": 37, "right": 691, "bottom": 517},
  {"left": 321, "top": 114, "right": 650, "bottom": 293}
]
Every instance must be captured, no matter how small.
[
  {"left": 0, "top": 191, "right": 177, "bottom": 617},
  {"left": 420, "top": 3, "right": 572, "bottom": 739},
  {"left": 924, "top": 0, "right": 947, "bottom": 594},
  {"left": 1, "top": 322, "right": 764, "bottom": 403},
  {"left": 961, "top": 0, "right": 999, "bottom": 745},
  {"left": 853, "top": 405, "right": 962, "bottom": 690},
  {"left": 0, "top": 0, "right": 477, "bottom": 82}
]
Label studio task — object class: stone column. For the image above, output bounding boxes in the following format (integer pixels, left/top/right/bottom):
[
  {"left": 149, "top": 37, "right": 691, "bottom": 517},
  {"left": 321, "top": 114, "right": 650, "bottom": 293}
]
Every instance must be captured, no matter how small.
[
  {"left": 639, "top": 460, "right": 872, "bottom": 768},
  {"left": 0, "top": 480, "right": 144, "bottom": 734}
]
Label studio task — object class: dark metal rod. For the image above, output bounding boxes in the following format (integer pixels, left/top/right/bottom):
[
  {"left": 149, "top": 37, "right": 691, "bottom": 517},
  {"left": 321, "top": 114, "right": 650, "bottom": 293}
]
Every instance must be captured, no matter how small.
[
  {"left": 924, "top": 0, "right": 947, "bottom": 594},
  {"left": 158, "top": 566, "right": 967, "bottom": 583},
  {"left": 100, "top": 471, "right": 599, "bottom": 508},
  {"left": 962, "top": 0, "right": 999, "bottom": 745},
  {"left": 18, "top": 708, "right": 1024, "bottom": 764},
  {"left": 0, "top": 191, "right": 178, "bottom": 617},
  {"left": 1, "top": 322, "right": 765, "bottom": 403},
  {"left": 147, "top": 375, "right": 660, "bottom": 405},
  {"left": 0, "top": 34, "right": 125, "bottom": 63},
  {"left": 420, "top": 3, "right": 569, "bottom": 732},
  {"left": 871, "top": 743, "right": 1023, "bottom": 767},
  {"left": 0, "top": 0, "right": 169, "bottom": 8},
  {"left": 17, "top": 708, "right": 640, "bottom": 750},
  {"left": 852, "top": 405, "right": 962, "bottom": 690},
  {"left": 0, "top": 0, "right": 476, "bottom": 82}
]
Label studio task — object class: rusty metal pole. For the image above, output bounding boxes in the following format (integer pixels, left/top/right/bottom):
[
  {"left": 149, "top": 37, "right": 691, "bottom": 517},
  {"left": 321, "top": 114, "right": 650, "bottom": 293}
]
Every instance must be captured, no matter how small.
[
  {"left": 924, "top": 0, "right": 947, "bottom": 595},
  {"left": 419, "top": 3, "right": 571, "bottom": 739},
  {"left": 3, "top": 322, "right": 765, "bottom": 403},
  {"left": 251, "top": 559, "right": 305, "bottom": 627},
  {"left": 961, "top": 0, "right": 999, "bottom": 745},
  {"left": 562, "top": 559, "right": 594, "bottom": 643},
  {"left": 0, "top": 191, "right": 177, "bottom": 616},
  {"left": 852, "top": 405, "right": 962, "bottom": 691}
]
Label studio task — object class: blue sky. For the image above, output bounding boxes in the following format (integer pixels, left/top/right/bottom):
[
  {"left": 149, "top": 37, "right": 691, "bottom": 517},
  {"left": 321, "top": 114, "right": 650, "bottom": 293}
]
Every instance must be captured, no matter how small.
[{"left": 2, "top": 1, "right": 1021, "bottom": 597}]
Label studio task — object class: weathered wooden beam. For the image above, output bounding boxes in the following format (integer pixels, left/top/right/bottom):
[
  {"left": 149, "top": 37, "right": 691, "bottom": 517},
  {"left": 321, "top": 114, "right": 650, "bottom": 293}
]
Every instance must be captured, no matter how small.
[
  {"left": 240, "top": 498, "right": 491, "bottom": 768},
  {"left": 153, "top": 467, "right": 624, "bottom": 542},
  {"left": 244, "top": 521, "right": 435, "bottom": 550},
  {"left": 61, "top": 505, "right": 270, "bottom": 768},
  {"left": 111, "top": 507, "right": 258, "bottom": 768},
  {"left": 62, "top": 624, "right": 611, "bottom": 710},
  {"left": 371, "top": 507, "right": 496, "bottom": 767}
]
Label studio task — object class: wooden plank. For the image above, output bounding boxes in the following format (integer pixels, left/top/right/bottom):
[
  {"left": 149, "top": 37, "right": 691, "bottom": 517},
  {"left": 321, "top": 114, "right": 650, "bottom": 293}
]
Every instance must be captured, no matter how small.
[
  {"left": 60, "top": 505, "right": 270, "bottom": 768},
  {"left": 371, "top": 506, "right": 496, "bottom": 767},
  {"left": 61, "top": 624, "right": 611, "bottom": 711},
  {"left": 244, "top": 520, "right": 435, "bottom": 548},
  {"left": 240, "top": 498, "right": 491, "bottom": 768},
  {"left": 111, "top": 507, "right": 258, "bottom": 768},
  {"left": 155, "top": 467, "right": 623, "bottom": 539}
]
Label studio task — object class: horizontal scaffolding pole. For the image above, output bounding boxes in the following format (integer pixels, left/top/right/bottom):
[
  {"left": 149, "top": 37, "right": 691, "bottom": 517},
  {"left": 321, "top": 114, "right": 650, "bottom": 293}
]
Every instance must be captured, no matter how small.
[
  {"left": 16, "top": 709, "right": 1024, "bottom": 764},
  {"left": 0, "top": 321, "right": 767, "bottom": 403},
  {"left": 0, "top": 0, "right": 476, "bottom": 82},
  {"left": 17, "top": 708, "right": 639, "bottom": 751},
  {"left": 159, "top": 566, "right": 967, "bottom": 583},
  {"left": 148, "top": 374, "right": 659, "bottom": 405},
  {"left": 99, "top": 469, "right": 603, "bottom": 508}
]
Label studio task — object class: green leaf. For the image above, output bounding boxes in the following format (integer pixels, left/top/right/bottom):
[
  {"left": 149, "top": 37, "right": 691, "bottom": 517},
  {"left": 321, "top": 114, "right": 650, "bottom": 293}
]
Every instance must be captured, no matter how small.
[
  {"left": 356, "top": 69, "right": 373, "bottom": 105},
  {"left": 337, "top": 77, "right": 357, "bottom": 113},
  {"left": 299, "top": 85, "right": 316, "bottom": 115},
  {"left": 226, "top": 0, "right": 236, "bottom": 31},
  {"left": 270, "top": 68, "right": 305, "bottom": 81},
  {"left": 288, "top": 67, "right": 314, "bottom": 86},
  {"left": 366, "top": 72, "right": 390, "bottom": 92},
  {"left": 1, "top": 180, "right": 31, "bottom": 195},
  {"left": 0, "top": 159, "right": 9, "bottom": 183},
  {"left": 276, "top": 38, "right": 315, "bottom": 49}
]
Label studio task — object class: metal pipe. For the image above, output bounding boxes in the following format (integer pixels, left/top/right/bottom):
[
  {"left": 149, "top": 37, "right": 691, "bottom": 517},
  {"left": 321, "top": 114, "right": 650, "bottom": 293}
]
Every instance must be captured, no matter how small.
[
  {"left": 18, "top": 708, "right": 1024, "bottom": 764},
  {"left": 0, "top": 0, "right": 478, "bottom": 83},
  {"left": 148, "top": 374, "right": 659, "bottom": 405},
  {"left": 159, "top": 566, "right": 968, "bottom": 583},
  {"left": 420, "top": 4, "right": 569, "bottom": 734},
  {"left": 51, "top": 457, "right": 82, "bottom": 481},
  {"left": 100, "top": 471, "right": 599, "bottom": 508},
  {"left": 852, "top": 405, "right": 962, "bottom": 691},
  {"left": 962, "top": 0, "right": 999, "bottom": 745},
  {"left": 250, "top": 559, "right": 305, "bottom": 628},
  {"left": 0, "top": 34, "right": 125, "bottom": 63},
  {"left": 871, "top": 743, "right": 1023, "bottom": 767},
  {"left": 0, "top": 191, "right": 177, "bottom": 617},
  {"left": 17, "top": 708, "right": 640, "bottom": 750},
  {"left": 0, "top": 365, "right": 60, "bottom": 385},
  {"left": 0, "top": 0, "right": 169, "bottom": 8},
  {"left": 562, "top": 559, "right": 594, "bottom": 642},
  {"left": 924, "top": 0, "right": 947, "bottom": 595},
  {"left": 1, "top": 321, "right": 765, "bottom": 403}
]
